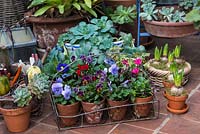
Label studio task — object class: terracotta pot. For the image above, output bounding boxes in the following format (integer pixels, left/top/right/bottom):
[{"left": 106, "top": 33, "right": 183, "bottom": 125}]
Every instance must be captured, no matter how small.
[
  {"left": 26, "top": 14, "right": 84, "bottom": 49},
  {"left": 163, "top": 81, "right": 174, "bottom": 89},
  {"left": 0, "top": 105, "right": 31, "bottom": 132},
  {"left": 134, "top": 96, "right": 153, "bottom": 118},
  {"left": 104, "top": 0, "right": 136, "bottom": 8},
  {"left": 165, "top": 92, "right": 188, "bottom": 110},
  {"left": 81, "top": 99, "right": 105, "bottom": 124},
  {"left": 107, "top": 99, "right": 129, "bottom": 121},
  {"left": 143, "top": 21, "right": 198, "bottom": 38},
  {"left": 57, "top": 102, "right": 80, "bottom": 126}
]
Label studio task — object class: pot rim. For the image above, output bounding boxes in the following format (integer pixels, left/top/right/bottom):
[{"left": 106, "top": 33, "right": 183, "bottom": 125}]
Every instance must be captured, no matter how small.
[
  {"left": 81, "top": 98, "right": 105, "bottom": 105},
  {"left": 26, "top": 14, "right": 84, "bottom": 24},
  {"left": 0, "top": 105, "right": 31, "bottom": 116},
  {"left": 164, "top": 91, "right": 188, "bottom": 101},
  {"left": 144, "top": 20, "right": 194, "bottom": 27},
  {"left": 56, "top": 101, "right": 80, "bottom": 107}
]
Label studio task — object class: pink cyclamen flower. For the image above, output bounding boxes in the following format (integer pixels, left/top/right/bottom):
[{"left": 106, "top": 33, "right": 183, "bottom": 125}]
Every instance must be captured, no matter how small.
[
  {"left": 132, "top": 68, "right": 139, "bottom": 75},
  {"left": 122, "top": 59, "right": 129, "bottom": 66},
  {"left": 134, "top": 58, "right": 142, "bottom": 65}
]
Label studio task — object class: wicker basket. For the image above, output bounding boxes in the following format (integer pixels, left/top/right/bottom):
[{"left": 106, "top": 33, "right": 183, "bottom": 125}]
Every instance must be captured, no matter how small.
[{"left": 0, "top": 0, "right": 26, "bottom": 28}]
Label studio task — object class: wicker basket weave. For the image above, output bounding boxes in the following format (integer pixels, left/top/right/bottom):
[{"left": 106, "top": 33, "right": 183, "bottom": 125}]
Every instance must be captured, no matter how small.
[{"left": 0, "top": 0, "right": 26, "bottom": 28}]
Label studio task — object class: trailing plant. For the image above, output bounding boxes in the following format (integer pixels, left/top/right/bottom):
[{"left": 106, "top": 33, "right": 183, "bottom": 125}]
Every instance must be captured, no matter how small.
[
  {"left": 12, "top": 86, "right": 32, "bottom": 107},
  {"left": 163, "top": 43, "right": 168, "bottom": 57},
  {"left": 28, "top": 73, "right": 50, "bottom": 99},
  {"left": 174, "top": 45, "right": 181, "bottom": 59},
  {"left": 154, "top": 47, "right": 162, "bottom": 61}
]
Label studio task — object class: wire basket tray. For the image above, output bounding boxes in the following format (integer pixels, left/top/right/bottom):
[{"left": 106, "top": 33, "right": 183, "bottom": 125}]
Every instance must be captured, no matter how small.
[{"left": 50, "top": 92, "right": 160, "bottom": 131}]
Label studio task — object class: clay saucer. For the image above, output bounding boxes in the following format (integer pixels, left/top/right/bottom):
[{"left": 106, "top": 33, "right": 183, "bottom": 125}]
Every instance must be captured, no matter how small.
[{"left": 166, "top": 104, "right": 189, "bottom": 114}]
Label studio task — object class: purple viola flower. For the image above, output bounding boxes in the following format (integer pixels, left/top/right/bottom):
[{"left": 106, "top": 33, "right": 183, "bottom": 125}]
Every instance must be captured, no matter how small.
[
  {"left": 78, "top": 90, "right": 84, "bottom": 97},
  {"left": 52, "top": 83, "right": 63, "bottom": 96},
  {"left": 71, "top": 55, "right": 76, "bottom": 62},
  {"left": 96, "top": 83, "right": 103, "bottom": 90},
  {"left": 73, "top": 87, "right": 79, "bottom": 93},
  {"left": 80, "top": 55, "right": 86, "bottom": 62},
  {"left": 121, "top": 80, "right": 130, "bottom": 87},
  {"left": 109, "top": 64, "right": 119, "bottom": 75},
  {"left": 56, "top": 63, "right": 69, "bottom": 73},
  {"left": 104, "top": 58, "right": 115, "bottom": 66},
  {"left": 62, "top": 85, "right": 71, "bottom": 100},
  {"left": 86, "top": 56, "right": 93, "bottom": 64},
  {"left": 82, "top": 75, "right": 92, "bottom": 82},
  {"left": 56, "top": 77, "right": 63, "bottom": 83},
  {"left": 61, "top": 73, "right": 71, "bottom": 79}
]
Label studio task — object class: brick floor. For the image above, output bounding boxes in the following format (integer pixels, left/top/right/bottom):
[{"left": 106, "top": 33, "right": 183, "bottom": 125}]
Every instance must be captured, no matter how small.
[{"left": 0, "top": 35, "right": 200, "bottom": 134}]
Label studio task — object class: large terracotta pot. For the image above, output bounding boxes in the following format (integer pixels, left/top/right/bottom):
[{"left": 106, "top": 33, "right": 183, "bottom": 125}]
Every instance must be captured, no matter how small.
[
  {"left": 143, "top": 21, "right": 198, "bottom": 38},
  {"left": 107, "top": 99, "right": 129, "bottom": 121},
  {"left": 81, "top": 99, "right": 105, "bottom": 124},
  {"left": 26, "top": 14, "right": 84, "bottom": 49},
  {"left": 57, "top": 102, "right": 80, "bottom": 126},
  {"left": 134, "top": 95, "right": 153, "bottom": 118},
  {"left": 0, "top": 105, "right": 31, "bottom": 132},
  {"left": 165, "top": 92, "right": 188, "bottom": 110},
  {"left": 104, "top": 0, "right": 136, "bottom": 8}
]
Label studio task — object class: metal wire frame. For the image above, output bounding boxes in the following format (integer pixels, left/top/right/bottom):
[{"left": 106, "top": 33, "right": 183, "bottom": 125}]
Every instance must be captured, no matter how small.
[{"left": 49, "top": 90, "right": 160, "bottom": 131}]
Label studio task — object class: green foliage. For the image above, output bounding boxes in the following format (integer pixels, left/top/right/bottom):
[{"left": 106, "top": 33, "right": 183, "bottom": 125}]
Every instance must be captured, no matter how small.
[
  {"left": 154, "top": 47, "right": 162, "bottom": 61},
  {"left": 169, "top": 62, "right": 178, "bottom": 73},
  {"left": 28, "top": 73, "right": 50, "bottom": 99},
  {"left": 107, "top": 86, "right": 130, "bottom": 101},
  {"left": 168, "top": 51, "right": 174, "bottom": 63},
  {"left": 163, "top": 43, "right": 168, "bottom": 57},
  {"left": 186, "top": 0, "right": 200, "bottom": 29},
  {"left": 159, "top": 7, "right": 174, "bottom": 22},
  {"left": 171, "top": 10, "right": 186, "bottom": 22},
  {"left": 12, "top": 86, "right": 32, "bottom": 107},
  {"left": 179, "top": 0, "right": 195, "bottom": 11},
  {"left": 28, "top": 0, "right": 101, "bottom": 17},
  {"left": 110, "top": 5, "right": 137, "bottom": 25},
  {"left": 173, "top": 70, "right": 184, "bottom": 87},
  {"left": 174, "top": 45, "right": 181, "bottom": 58},
  {"left": 129, "top": 76, "right": 152, "bottom": 101},
  {"left": 140, "top": 3, "right": 158, "bottom": 21},
  {"left": 58, "top": 16, "right": 116, "bottom": 65}
]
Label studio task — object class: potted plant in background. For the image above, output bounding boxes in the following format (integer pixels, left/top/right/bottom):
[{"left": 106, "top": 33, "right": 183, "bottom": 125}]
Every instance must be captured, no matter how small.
[
  {"left": 0, "top": 86, "right": 32, "bottom": 132},
  {"left": 140, "top": 0, "right": 198, "bottom": 38},
  {"left": 26, "top": 0, "right": 103, "bottom": 57},
  {"left": 164, "top": 69, "right": 189, "bottom": 114}
]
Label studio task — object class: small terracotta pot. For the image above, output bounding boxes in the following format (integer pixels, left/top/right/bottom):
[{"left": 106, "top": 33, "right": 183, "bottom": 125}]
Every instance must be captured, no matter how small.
[
  {"left": 81, "top": 99, "right": 105, "bottom": 124},
  {"left": 134, "top": 96, "right": 153, "bottom": 118},
  {"left": 163, "top": 81, "right": 174, "bottom": 89},
  {"left": 165, "top": 92, "right": 188, "bottom": 110},
  {"left": 107, "top": 99, "right": 129, "bottom": 121},
  {"left": 0, "top": 105, "right": 31, "bottom": 132},
  {"left": 57, "top": 102, "right": 80, "bottom": 126}
]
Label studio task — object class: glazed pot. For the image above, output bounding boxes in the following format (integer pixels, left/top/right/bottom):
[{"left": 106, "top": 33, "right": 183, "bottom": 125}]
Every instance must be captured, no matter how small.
[
  {"left": 165, "top": 92, "right": 188, "bottom": 110},
  {"left": 0, "top": 105, "right": 31, "bottom": 132},
  {"left": 26, "top": 13, "right": 84, "bottom": 49},
  {"left": 143, "top": 21, "right": 198, "bottom": 38},
  {"left": 81, "top": 99, "right": 105, "bottom": 124},
  {"left": 134, "top": 96, "right": 153, "bottom": 118},
  {"left": 107, "top": 99, "right": 129, "bottom": 121},
  {"left": 57, "top": 102, "right": 80, "bottom": 126}
]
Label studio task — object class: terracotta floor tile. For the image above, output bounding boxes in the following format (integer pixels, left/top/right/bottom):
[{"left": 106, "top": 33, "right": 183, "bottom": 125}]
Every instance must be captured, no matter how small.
[
  {"left": 190, "top": 68, "right": 200, "bottom": 81},
  {"left": 73, "top": 124, "right": 114, "bottom": 134},
  {"left": 184, "top": 80, "right": 200, "bottom": 93},
  {"left": 110, "top": 124, "right": 153, "bottom": 134},
  {"left": 41, "top": 112, "right": 57, "bottom": 127},
  {"left": 31, "top": 104, "right": 53, "bottom": 123},
  {"left": 188, "top": 91, "right": 200, "bottom": 104},
  {"left": 180, "top": 103, "right": 200, "bottom": 122},
  {"left": 125, "top": 114, "right": 167, "bottom": 130},
  {"left": 26, "top": 123, "right": 58, "bottom": 134},
  {"left": 160, "top": 116, "right": 200, "bottom": 134}
]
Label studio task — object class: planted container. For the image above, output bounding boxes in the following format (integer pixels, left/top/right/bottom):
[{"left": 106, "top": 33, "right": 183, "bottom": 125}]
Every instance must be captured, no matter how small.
[
  {"left": 81, "top": 99, "right": 105, "bottom": 124},
  {"left": 107, "top": 99, "right": 129, "bottom": 121},
  {"left": 134, "top": 96, "right": 153, "bottom": 118},
  {"left": 0, "top": 105, "right": 31, "bottom": 132},
  {"left": 57, "top": 102, "right": 80, "bottom": 126}
]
